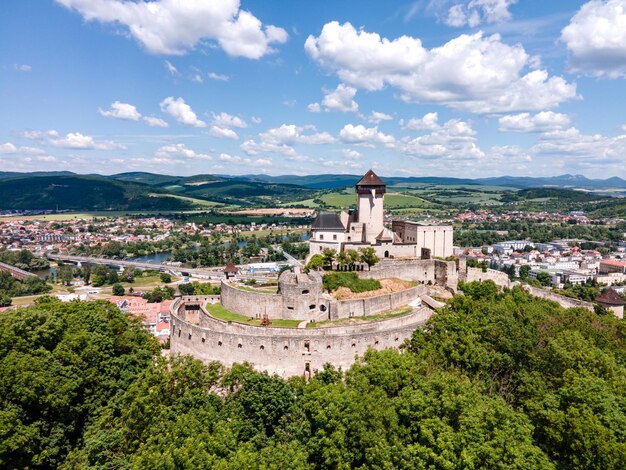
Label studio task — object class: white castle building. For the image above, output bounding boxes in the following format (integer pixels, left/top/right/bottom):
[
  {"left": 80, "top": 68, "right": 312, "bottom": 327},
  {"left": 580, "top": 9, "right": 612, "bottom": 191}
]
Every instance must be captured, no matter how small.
[{"left": 309, "top": 170, "right": 453, "bottom": 259}]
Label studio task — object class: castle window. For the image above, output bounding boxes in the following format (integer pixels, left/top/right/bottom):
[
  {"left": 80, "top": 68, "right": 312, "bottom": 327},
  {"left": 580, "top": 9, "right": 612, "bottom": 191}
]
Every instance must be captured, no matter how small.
[
  {"left": 333, "top": 234, "right": 337, "bottom": 240},
  {"left": 384, "top": 250, "right": 389, "bottom": 258},
  {"left": 302, "top": 289, "right": 309, "bottom": 294},
  {"left": 309, "top": 304, "right": 316, "bottom": 310},
  {"left": 319, "top": 234, "right": 324, "bottom": 240},
  {"left": 326, "top": 344, "right": 331, "bottom": 349},
  {"left": 238, "top": 343, "right": 242, "bottom": 348},
  {"left": 260, "top": 345, "right": 265, "bottom": 350},
  {"left": 284, "top": 345, "right": 289, "bottom": 350},
  {"left": 304, "top": 340, "right": 310, "bottom": 352},
  {"left": 188, "top": 333, "right": 192, "bottom": 340},
  {"left": 201, "top": 337, "right": 205, "bottom": 343},
  {"left": 178, "top": 329, "right": 181, "bottom": 337},
  {"left": 218, "top": 340, "right": 222, "bottom": 346},
  {"left": 287, "top": 306, "right": 294, "bottom": 310}
]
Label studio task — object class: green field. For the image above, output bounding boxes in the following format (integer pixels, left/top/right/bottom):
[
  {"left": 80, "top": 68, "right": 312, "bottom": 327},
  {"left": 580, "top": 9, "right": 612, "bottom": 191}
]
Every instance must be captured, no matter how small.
[
  {"left": 307, "top": 306, "right": 413, "bottom": 328},
  {"left": 205, "top": 302, "right": 301, "bottom": 328}
]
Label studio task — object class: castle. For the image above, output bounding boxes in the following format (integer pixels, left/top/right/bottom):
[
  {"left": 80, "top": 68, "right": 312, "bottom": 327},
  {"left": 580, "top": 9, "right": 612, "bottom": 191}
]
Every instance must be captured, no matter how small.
[
  {"left": 170, "top": 171, "right": 468, "bottom": 378},
  {"left": 309, "top": 169, "right": 454, "bottom": 259}
]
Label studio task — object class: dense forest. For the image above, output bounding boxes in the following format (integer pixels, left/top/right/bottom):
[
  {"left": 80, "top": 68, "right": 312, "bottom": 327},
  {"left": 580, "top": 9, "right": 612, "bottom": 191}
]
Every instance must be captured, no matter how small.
[{"left": 1, "top": 284, "right": 625, "bottom": 468}]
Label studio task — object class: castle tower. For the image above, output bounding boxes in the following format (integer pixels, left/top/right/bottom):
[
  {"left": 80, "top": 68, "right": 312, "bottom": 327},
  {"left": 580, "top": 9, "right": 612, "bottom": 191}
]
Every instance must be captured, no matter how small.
[{"left": 356, "top": 169, "right": 386, "bottom": 244}]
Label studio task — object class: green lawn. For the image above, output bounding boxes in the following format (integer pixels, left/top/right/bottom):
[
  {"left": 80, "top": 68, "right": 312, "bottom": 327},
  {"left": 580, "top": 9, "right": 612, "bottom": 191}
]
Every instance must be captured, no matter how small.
[{"left": 205, "top": 302, "right": 301, "bottom": 328}]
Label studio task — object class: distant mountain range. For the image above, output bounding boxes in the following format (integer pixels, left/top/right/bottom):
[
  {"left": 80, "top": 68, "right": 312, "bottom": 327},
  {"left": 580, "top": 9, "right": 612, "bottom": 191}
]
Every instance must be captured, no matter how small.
[{"left": 0, "top": 171, "right": 624, "bottom": 211}]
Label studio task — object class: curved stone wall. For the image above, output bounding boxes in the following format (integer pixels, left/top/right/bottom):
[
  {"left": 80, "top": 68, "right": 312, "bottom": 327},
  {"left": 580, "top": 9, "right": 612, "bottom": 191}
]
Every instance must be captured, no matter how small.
[
  {"left": 220, "top": 281, "right": 285, "bottom": 319},
  {"left": 170, "top": 300, "right": 431, "bottom": 378}
]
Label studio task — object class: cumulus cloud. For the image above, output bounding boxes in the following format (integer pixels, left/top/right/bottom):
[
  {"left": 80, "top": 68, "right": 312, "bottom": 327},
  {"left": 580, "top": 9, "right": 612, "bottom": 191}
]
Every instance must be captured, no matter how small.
[
  {"left": 0, "top": 142, "right": 45, "bottom": 155},
  {"left": 20, "top": 130, "right": 60, "bottom": 140},
  {"left": 365, "top": 111, "right": 393, "bottom": 124},
  {"left": 342, "top": 148, "right": 362, "bottom": 160},
  {"left": 50, "top": 132, "right": 126, "bottom": 150},
  {"left": 207, "top": 72, "right": 229, "bottom": 81},
  {"left": 143, "top": 116, "right": 169, "bottom": 128},
  {"left": 400, "top": 112, "right": 440, "bottom": 131},
  {"left": 212, "top": 112, "right": 247, "bottom": 129},
  {"left": 446, "top": 0, "right": 517, "bottom": 27},
  {"left": 561, "top": 0, "right": 626, "bottom": 78},
  {"left": 398, "top": 118, "right": 484, "bottom": 161},
  {"left": 160, "top": 97, "right": 206, "bottom": 127},
  {"left": 305, "top": 22, "right": 577, "bottom": 113},
  {"left": 307, "top": 102, "right": 321, "bottom": 113},
  {"left": 219, "top": 152, "right": 271, "bottom": 167},
  {"left": 241, "top": 124, "right": 334, "bottom": 158},
  {"left": 99, "top": 101, "right": 141, "bottom": 120},
  {"left": 322, "top": 83, "right": 359, "bottom": 112},
  {"left": 209, "top": 126, "right": 239, "bottom": 140},
  {"left": 56, "top": 0, "right": 288, "bottom": 59},
  {"left": 339, "top": 124, "right": 395, "bottom": 146},
  {"left": 155, "top": 143, "right": 211, "bottom": 160},
  {"left": 498, "top": 111, "right": 571, "bottom": 132}
]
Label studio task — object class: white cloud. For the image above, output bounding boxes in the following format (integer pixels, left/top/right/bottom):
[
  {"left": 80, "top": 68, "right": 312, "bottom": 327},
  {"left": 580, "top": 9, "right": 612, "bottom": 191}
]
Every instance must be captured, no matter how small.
[
  {"left": 57, "top": 0, "right": 288, "bottom": 58},
  {"left": 164, "top": 60, "right": 179, "bottom": 75},
  {"left": 339, "top": 124, "right": 395, "bottom": 146},
  {"left": 561, "top": 0, "right": 626, "bottom": 78},
  {"left": 14, "top": 64, "right": 32, "bottom": 72},
  {"left": 209, "top": 126, "right": 239, "bottom": 140},
  {"left": 621, "top": 124, "right": 626, "bottom": 131},
  {"left": 307, "top": 102, "right": 321, "bottom": 113},
  {"left": 98, "top": 101, "right": 142, "bottom": 121},
  {"left": 219, "top": 152, "right": 271, "bottom": 167},
  {"left": 321, "top": 159, "right": 363, "bottom": 169},
  {"left": 20, "top": 130, "right": 59, "bottom": 140},
  {"left": 342, "top": 148, "right": 362, "bottom": 160},
  {"left": 321, "top": 83, "right": 359, "bottom": 112},
  {"left": 305, "top": 22, "right": 577, "bottom": 113},
  {"left": 207, "top": 72, "right": 229, "bottom": 81},
  {"left": 251, "top": 116, "right": 262, "bottom": 124},
  {"left": 212, "top": 112, "right": 247, "bottom": 129},
  {"left": 159, "top": 96, "right": 206, "bottom": 127},
  {"left": 241, "top": 124, "right": 334, "bottom": 158},
  {"left": 401, "top": 112, "right": 440, "bottom": 131},
  {"left": 446, "top": 0, "right": 517, "bottom": 28},
  {"left": 155, "top": 143, "right": 211, "bottom": 160},
  {"left": 51, "top": 132, "right": 126, "bottom": 150},
  {"left": 365, "top": 111, "right": 393, "bottom": 124},
  {"left": 0, "top": 142, "right": 45, "bottom": 155},
  {"left": 398, "top": 118, "right": 484, "bottom": 161},
  {"left": 498, "top": 111, "right": 571, "bottom": 132},
  {"left": 191, "top": 73, "right": 203, "bottom": 83},
  {"left": 143, "top": 116, "right": 169, "bottom": 128}
]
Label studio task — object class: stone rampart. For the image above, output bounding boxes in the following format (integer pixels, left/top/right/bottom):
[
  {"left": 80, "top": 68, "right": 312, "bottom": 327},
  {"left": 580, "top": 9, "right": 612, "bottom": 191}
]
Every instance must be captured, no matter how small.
[
  {"left": 359, "top": 258, "right": 457, "bottom": 291},
  {"left": 465, "top": 267, "right": 512, "bottom": 289},
  {"left": 220, "top": 281, "right": 284, "bottom": 319},
  {"left": 170, "top": 300, "right": 431, "bottom": 378},
  {"left": 329, "top": 286, "right": 423, "bottom": 319},
  {"left": 524, "top": 285, "right": 594, "bottom": 311}
]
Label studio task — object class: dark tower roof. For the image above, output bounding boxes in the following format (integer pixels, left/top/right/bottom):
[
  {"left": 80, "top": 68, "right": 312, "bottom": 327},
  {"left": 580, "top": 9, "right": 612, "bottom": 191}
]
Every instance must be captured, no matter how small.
[
  {"left": 224, "top": 261, "right": 238, "bottom": 274},
  {"left": 311, "top": 211, "right": 345, "bottom": 230},
  {"left": 596, "top": 288, "right": 626, "bottom": 306},
  {"left": 356, "top": 169, "right": 385, "bottom": 187}
]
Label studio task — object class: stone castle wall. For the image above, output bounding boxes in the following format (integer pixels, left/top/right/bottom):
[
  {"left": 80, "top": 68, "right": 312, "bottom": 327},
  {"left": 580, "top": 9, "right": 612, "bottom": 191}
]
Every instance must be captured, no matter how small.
[
  {"left": 220, "top": 281, "right": 285, "bottom": 319},
  {"left": 358, "top": 258, "right": 457, "bottom": 291},
  {"left": 524, "top": 285, "right": 594, "bottom": 311},
  {"left": 170, "top": 300, "right": 431, "bottom": 377},
  {"left": 464, "top": 267, "right": 512, "bottom": 288},
  {"left": 329, "top": 286, "right": 424, "bottom": 319}
]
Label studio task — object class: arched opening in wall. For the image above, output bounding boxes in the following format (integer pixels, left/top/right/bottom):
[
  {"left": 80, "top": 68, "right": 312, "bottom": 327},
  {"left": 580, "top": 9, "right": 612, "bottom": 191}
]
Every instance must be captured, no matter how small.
[
  {"left": 218, "top": 340, "right": 222, "bottom": 346},
  {"left": 384, "top": 250, "right": 389, "bottom": 258},
  {"left": 304, "top": 362, "right": 311, "bottom": 381},
  {"left": 238, "top": 343, "right": 242, "bottom": 349},
  {"left": 260, "top": 345, "right": 265, "bottom": 350},
  {"left": 309, "top": 304, "right": 316, "bottom": 310},
  {"left": 319, "top": 304, "right": 327, "bottom": 312},
  {"left": 304, "top": 340, "right": 310, "bottom": 352},
  {"left": 302, "top": 289, "right": 309, "bottom": 294},
  {"left": 351, "top": 340, "right": 356, "bottom": 348},
  {"left": 201, "top": 337, "right": 205, "bottom": 343},
  {"left": 326, "top": 344, "right": 331, "bottom": 349},
  {"left": 188, "top": 333, "right": 192, "bottom": 340},
  {"left": 178, "top": 329, "right": 181, "bottom": 337}
]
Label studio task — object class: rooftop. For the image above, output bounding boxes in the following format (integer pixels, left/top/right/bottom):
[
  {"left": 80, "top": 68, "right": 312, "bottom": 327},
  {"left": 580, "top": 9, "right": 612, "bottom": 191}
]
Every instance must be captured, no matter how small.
[
  {"left": 596, "top": 288, "right": 626, "bottom": 306},
  {"left": 311, "top": 211, "right": 345, "bottom": 231},
  {"left": 356, "top": 169, "right": 385, "bottom": 187}
]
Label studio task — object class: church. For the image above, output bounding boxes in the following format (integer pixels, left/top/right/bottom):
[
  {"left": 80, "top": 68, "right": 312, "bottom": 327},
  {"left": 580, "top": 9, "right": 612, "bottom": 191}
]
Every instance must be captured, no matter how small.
[{"left": 309, "top": 170, "right": 453, "bottom": 259}]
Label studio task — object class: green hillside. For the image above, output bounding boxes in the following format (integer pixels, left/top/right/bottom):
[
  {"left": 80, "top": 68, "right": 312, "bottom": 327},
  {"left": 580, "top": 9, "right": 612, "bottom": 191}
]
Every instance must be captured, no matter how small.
[{"left": 0, "top": 175, "right": 196, "bottom": 211}]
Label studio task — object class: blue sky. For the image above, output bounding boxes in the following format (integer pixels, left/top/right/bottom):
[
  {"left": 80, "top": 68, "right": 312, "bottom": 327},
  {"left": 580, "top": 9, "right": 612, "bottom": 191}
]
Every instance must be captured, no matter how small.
[{"left": 1, "top": 0, "right": 626, "bottom": 178}]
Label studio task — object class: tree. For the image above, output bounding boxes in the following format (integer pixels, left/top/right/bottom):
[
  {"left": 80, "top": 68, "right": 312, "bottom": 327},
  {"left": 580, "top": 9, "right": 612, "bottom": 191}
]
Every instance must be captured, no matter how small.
[
  {"left": 0, "top": 295, "right": 11, "bottom": 307},
  {"left": 359, "top": 247, "right": 379, "bottom": 270},
  {"left": 336, "top": 251, "right": 349, "bottom": 270},
  {"left": 519, "top": 264, "right": 531, "bottom": 279},
  {"left": 58, "top": 265, "right": 74, "bottom": 286},
  {"left": 112, "top": 283, "right": 125, "bottom": 296},
  {"left": 322, "top": 248, "right": 337, "bottom": 267},
  {"left": 305, "top": 254, "right": 324, "bottom": 273},
  {"left": 178, "top": 282, "right": 195, "bottom": 296},
  {"left": 159, "top": 273, "right": 172, "bottom": 283},
  {"left": 536, "top": 271, "right": 552, "bottom": 286}
]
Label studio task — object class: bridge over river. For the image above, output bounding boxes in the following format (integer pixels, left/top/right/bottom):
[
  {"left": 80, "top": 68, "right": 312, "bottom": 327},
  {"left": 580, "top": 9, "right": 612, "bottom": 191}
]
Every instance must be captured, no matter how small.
[
  {"left": 45, "top": 253, "right": 282, "bottom": 281},
  {"left": 0, "top": 261, "right": 39, "bottom": 281}
]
